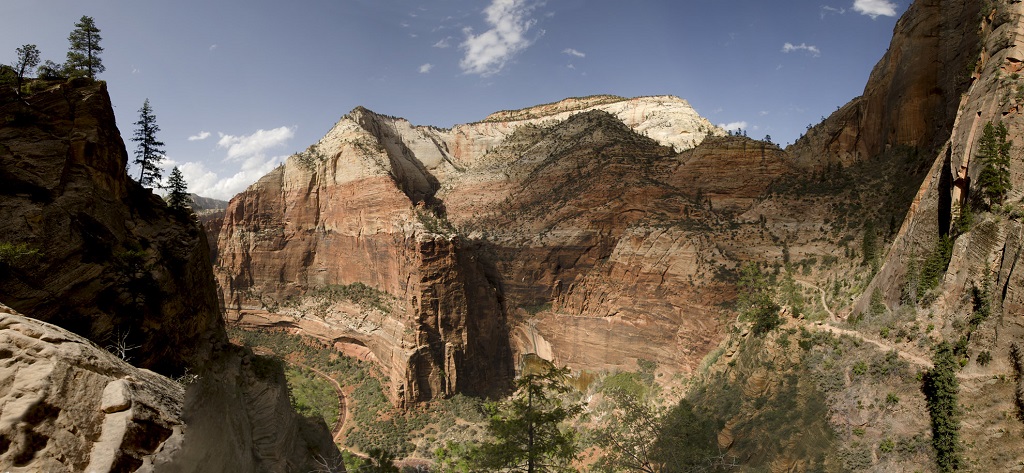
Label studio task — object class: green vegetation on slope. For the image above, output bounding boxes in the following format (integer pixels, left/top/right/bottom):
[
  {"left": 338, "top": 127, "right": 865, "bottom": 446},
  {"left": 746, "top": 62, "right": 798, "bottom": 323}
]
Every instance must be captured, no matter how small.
[
  {"left": 285, "top": 366, "right": 339, "bottom": 428},
  {"left": 229, "top": 327, "right": 488, "bottom": 459}
]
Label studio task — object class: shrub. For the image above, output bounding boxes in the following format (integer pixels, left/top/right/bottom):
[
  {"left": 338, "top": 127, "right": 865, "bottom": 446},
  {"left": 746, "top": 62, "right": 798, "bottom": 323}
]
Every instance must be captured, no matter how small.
[
  {"left": 885, "top": 392, "right": 900, "bottom": 406},
  {"left": 0, "top": 242, "right": 41, "bottom": 265},
  {"left": 976, "top": 350, "right": 992, "bottom": 366},
  {"left": 879, "top": 437, "right": 895, "bottom": 454}
]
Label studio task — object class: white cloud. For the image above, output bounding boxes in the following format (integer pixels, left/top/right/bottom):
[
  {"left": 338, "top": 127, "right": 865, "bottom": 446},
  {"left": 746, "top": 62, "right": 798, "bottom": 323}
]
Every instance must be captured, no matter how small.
[
  {"left": 419, "top": 63, "right": 434, "bottom": 73},
  {"left": 852, "top": 0, "right": 897, "bottom": 18},
  {"left": 821, "top": 5, "right": 847, "bottom": 18},
  {"left": 209, "top": 44, "right": 218, "bottom": 52},
  {"left": 460, "top": 0, "right": 541, "bottom": 76},
  {"left": 562, "top": 48, "right": 585, "bottom": 58},
  {"left": 782, "top": 42, "right": 821, "bottom": 57},
  {"left": 172, "top": 155, "right": 286, "bottom": 201},
  {"left": 216, "top": 126, "right": 295, "bottom": 162},
  {"left": 719, "top": 121, "right": 748, "bottom": 132},
  {"left": 146, "top": 127, "right": 294, "bottom": 200},
  {"left": 433, "top": 37, "right": 452, "bottom": 48},
  {"left": 188, "top": 131, "right": 211, "bottom": 141}
]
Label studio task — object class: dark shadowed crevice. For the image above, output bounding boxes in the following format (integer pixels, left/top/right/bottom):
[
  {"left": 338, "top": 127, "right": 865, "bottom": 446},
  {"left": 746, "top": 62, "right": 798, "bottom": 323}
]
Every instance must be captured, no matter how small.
[{"left": 938, "top": 145, "right": 953, "bottom": 237}]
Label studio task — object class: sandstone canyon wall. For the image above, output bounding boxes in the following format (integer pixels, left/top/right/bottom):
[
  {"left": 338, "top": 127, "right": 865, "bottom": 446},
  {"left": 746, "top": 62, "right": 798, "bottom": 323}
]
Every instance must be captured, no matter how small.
[
  {"left": 214, "top": 94, "right": 807, "bottom": 403},
  {"left": 788, "top": 0, "right": 981, "bottom": 168}
]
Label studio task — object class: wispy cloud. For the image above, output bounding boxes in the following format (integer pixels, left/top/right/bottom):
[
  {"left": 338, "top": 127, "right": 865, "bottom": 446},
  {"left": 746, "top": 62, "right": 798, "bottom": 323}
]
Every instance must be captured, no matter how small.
[
  {"left": 209, "top": 44, "right": 217, "bottom": 52},
  {"left": 821, "top": 5, "right": 847, "bottom": 18},
  {"left": 852, "top": 0, "right": 897, "bottom": 18},
  {"left": 460, "top": 0, "right": 541, "bottom": 76},
  {"left": 562, "top": 48, "right": 585, "bottom": 58},
  {"left": 433, "top": 37, "right": 452, "bottom": 48},
  {"left": 217, "top": 126, "right": 295, "bottom": 162},
  {"left": 719, "top": 121, "right": 748, "bottom": 132},
  {"left": 419, "top": 63, "right": 434, "bottom": 74},
  {"left": 188, "top": 131, "right": 211, "bottom": 141},
  {"left": 782, "top": 42, "right": 821, "bottom": 57}
]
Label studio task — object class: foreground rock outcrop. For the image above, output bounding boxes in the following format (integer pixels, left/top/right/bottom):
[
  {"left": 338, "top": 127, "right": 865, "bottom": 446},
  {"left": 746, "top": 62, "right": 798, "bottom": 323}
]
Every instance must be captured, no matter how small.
[
  {"left": 0, "top": 304, "right": 183, "bottom": 472},
  {"left": 0, "top": 79, "right": 338, "bottom": 472}
]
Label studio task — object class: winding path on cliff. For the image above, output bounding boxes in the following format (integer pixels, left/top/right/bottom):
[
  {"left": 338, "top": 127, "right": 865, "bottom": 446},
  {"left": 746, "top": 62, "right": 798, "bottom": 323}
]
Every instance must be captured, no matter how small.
[
  {"left": 293, "top": 360, "right": 348, "bottom": 443},
  {"left": 794, "top": 279, "right": 933, "bottom": 369},
  {"left": 795, "top": 279, "right": 836, "bottom": 320},
  {"left": 252, "top": 348, "right": 348, "bottom": 442}
]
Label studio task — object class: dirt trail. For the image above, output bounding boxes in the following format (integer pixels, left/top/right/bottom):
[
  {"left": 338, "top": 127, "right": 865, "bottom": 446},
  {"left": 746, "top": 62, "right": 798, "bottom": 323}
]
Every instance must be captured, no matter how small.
[
  {"left": 794, "top": 279, "right": 836, "bottom": 320},
  {"left": 793, "top": 280, "right": 935, "bottom": 369},
  {"left": 294, "top": 361, "right": 348, "bottom": 442},
  {"left": 252, "top": 348, "right": 348, "bottom": 442},
  {"left": 811, "top": 323, "right": 935, "bottom": 368}
]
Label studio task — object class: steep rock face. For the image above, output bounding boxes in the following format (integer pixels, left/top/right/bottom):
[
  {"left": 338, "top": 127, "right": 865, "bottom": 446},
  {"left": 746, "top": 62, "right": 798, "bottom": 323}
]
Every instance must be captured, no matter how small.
[
  {"left": 789, "top": 0, "right": 980, "bottom": 167},
  {"left": 447, "top": 119, "right": 789, "bottom": 372},
  {"left": 215, "top": 98, "right": 784, "bottom": 399},
  {"left": 863, "top": 0, "right": 1021, "bottom": 335},
  {"left": 217, "top": 111, "right": 513, "bottom": 403},
  {"left": 771, "top": 0, "right": 1024, "bottom": 469},
  {"left": 0, "top": 80, "right": 338, "bottom": 472},
  {"left": 0, "top": 79, "right": 219, "bottom": 375}
]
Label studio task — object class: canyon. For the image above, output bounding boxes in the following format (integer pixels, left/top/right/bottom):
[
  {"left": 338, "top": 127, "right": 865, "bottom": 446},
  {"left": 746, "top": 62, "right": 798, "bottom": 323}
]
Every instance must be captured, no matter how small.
[
  {"left": 209, "top": 0, "right": 1024, "bottom": 469},
  {"left": 1, "top": 0, "right": 1023, "bottom": 470}
]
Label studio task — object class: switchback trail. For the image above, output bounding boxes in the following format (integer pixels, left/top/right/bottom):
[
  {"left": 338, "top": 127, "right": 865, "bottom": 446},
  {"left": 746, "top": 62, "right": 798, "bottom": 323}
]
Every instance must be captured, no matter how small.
[
  {"left": 794, "top": 279, "right": 836, "bottom": 320},
  {"left": 793, "top": 279, "right": 935, "bottom": 369}
]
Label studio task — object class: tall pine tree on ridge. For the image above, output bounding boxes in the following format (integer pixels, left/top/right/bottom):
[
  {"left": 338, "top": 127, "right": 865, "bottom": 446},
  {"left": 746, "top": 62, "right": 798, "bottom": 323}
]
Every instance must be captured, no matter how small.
[
  {"left": 132, "top": 99, "right": 165, "bottom": 187},
  {"left": 66, "top": 15, "right": 104, "bottom": 79}
]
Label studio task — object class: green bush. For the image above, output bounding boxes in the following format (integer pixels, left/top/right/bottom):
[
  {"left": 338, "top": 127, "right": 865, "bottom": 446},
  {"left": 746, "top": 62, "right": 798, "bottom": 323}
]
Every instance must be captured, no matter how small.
[
  {"left": 285, "top": 366, "right": 339, "bottom": 427},
  {"left": 0, "top": 242, "right": 41, "bottom": 265},
  {"left": 976, "top": 350, "right": 992, "bottom": 366},
  {"left": 879, "top": 437, "right": 895, "bottom": 454}
]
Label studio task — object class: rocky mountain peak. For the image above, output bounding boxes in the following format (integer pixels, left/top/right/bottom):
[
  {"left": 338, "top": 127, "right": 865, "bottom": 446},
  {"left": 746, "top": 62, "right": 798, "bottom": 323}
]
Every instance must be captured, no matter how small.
[{"left": 483, "top": 94, "right": 629, "bottom": 122}]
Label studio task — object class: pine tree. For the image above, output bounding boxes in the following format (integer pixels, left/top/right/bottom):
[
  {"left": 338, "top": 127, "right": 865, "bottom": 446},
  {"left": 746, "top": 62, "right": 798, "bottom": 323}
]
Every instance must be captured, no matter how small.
[
  {"left": 922, "top": 341, "right": 962, "bottom": 472},
  {"left": 166, "top": 167, "right": 189, "bottom": 210},
  {"left": 13, "top": 44, "right": 40, "bottom": 87},
  {"left": 132, "top": 99, "right": 166, "bottom": 187},
  {"left": 66, "top": 16, "right": 104, "bottom": 79},
  {"left": 474, "top": 366, "right": 583, "bottom": 473},
  {"left": 976, "top": 121, "right": 1013, "bottom": 208}
]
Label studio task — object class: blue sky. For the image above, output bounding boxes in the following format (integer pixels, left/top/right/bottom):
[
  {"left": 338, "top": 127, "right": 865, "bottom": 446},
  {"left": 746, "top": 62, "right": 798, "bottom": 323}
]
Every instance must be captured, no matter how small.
[{"left": 2, "top": 0, "right": 905, "bottom": 200}]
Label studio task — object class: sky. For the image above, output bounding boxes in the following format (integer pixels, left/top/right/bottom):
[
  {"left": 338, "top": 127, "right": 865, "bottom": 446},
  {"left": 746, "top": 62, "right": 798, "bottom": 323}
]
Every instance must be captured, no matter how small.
[{"left": 2, "top": 0, "right": 906, "bottom": 200}]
